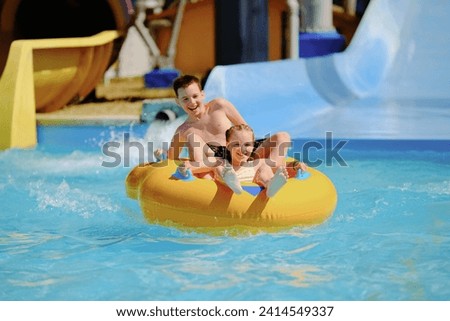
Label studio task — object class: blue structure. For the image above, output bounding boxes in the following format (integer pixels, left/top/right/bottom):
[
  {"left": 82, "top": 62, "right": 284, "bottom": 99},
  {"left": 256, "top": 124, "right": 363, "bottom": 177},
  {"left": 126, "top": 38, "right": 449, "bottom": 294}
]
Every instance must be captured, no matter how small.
[
  {"left": 299, "top": 32, "right": 345, "bottom": 58},
  {"left": 144, "top": 68, "right": 180, "bottom": 88},
  {"left": 205, "top": 0, "right": 450, "bottom": 140}
]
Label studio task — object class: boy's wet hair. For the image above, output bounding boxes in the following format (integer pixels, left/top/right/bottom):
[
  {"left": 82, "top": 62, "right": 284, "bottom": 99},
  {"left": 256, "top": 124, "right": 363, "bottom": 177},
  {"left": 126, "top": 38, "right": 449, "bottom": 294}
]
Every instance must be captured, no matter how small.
[{"left": 173, "top": 75, "right": 201, "bottom": 97}]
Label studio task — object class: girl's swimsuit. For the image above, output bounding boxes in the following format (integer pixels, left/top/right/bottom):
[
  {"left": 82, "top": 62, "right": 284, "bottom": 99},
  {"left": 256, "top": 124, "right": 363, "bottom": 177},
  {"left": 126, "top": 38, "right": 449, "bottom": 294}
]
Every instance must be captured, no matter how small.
[{"left": 233, "top": 162, "right": 257, "bottom": 182}]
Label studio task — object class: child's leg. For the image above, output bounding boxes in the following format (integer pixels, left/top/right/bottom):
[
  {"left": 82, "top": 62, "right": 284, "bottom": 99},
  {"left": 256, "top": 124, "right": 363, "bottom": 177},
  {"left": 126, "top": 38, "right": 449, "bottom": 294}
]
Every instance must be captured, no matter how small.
[
  {"left": 255, "top": 165, "right": 288, "bottom": 197},
  {"left": 254, "top": 164, "right": 275, "bottom": 188},
  {"left": 266, "top": 167, "right": 288, "bottom": 197},
  {"left": 217, "top": 166, "right": 243, "bottom": 194},
  {"left": 252, "top": 131, "right": 291, "bottom": 167}
]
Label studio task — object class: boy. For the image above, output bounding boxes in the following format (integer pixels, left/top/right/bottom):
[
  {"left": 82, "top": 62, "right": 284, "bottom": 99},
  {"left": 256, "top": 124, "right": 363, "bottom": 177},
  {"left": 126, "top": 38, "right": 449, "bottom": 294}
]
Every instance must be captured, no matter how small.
[{"left": 160, "top": 75, "right": 291, "bottom": 169}]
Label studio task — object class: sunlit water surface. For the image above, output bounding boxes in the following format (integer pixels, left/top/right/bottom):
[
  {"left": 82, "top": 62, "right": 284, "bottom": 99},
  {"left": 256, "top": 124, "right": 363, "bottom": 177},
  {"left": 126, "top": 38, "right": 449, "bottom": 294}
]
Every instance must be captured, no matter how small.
[{"left": 1, "top": 122, "right": 449, "bottom": 300}]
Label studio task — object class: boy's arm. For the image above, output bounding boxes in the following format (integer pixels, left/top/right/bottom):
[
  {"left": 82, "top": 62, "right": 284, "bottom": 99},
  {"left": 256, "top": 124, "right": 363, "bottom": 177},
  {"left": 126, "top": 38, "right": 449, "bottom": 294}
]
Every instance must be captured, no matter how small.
[
  {"left": 177, "top": 158, "right": 225, "bottom": 179},
  {"left": 216, "top": 98, "right": 247, "bottom": 125},
  {"left": 167, "top": 131, "right": 185, "bottom": 160},
  {"left": 286, "top": 160, "right": 308, "bottom": 177},
  {"left": 168, "top": 130, "right": 216, "bottom": 166}
]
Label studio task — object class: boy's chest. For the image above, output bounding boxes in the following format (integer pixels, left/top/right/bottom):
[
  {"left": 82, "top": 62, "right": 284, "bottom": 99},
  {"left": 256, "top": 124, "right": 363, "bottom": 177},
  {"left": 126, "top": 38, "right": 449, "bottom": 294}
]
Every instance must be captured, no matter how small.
[{"left": 191, "top": 112, "right": 232, "bottom": 138}]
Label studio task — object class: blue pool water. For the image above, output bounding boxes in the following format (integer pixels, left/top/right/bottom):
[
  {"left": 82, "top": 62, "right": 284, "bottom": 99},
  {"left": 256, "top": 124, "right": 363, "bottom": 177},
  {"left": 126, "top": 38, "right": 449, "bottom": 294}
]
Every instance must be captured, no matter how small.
[{"left": 1, "top": 124, "right": 449, "bottom": 300}]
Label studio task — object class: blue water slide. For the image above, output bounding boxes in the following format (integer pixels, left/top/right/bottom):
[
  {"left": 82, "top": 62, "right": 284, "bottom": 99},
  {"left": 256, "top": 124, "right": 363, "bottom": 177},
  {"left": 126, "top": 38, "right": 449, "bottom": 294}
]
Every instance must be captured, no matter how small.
[{"left": 204, "top": 0, "right": 450, "bottom": 140}]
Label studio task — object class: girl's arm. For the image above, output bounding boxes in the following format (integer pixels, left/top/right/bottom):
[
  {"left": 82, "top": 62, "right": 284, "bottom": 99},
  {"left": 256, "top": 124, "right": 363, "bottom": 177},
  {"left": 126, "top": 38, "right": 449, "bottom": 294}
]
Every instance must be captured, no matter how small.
[{"left": 177, "top": 158, "right": 225, "bottom": 177}]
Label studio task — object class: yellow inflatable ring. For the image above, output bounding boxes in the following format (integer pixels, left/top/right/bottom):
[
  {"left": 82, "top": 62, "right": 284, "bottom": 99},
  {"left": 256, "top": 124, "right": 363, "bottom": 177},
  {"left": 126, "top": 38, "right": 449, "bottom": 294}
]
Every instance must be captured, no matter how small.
[{"left": 125, "top": 159, "right": 337, "bottom": 233}]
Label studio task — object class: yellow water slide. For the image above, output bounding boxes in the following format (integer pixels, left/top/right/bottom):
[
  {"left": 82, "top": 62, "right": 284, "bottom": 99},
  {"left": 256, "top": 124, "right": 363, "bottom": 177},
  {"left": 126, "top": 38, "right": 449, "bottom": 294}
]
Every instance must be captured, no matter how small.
[{"left": 0, "top": 0, "right": 132, "bottom": 150}]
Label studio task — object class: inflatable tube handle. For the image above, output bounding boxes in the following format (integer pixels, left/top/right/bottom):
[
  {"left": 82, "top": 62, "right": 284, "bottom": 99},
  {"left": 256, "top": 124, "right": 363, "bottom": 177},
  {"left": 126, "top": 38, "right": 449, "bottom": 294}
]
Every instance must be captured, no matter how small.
[
  {"left": 172, "top": 167, "right": 195, "bottom": 181},
  {"left": 154, "top": 149, "right": 167, "bottom": 162},
  {"left": 296, "top": 170, "right": 311, "bottom": 180}
]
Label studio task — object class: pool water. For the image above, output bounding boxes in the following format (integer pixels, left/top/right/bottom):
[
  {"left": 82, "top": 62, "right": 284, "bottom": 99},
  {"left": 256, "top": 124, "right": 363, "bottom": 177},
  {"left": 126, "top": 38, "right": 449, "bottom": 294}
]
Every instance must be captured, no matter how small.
[{"left": 1, "top": 124, "right": 449, "bottom": 300}]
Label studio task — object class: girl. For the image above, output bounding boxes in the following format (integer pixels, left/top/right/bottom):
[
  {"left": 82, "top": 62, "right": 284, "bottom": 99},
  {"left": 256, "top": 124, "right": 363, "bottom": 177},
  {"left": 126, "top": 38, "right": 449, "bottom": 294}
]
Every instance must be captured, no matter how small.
[{"left": 178, "top": 124, "right": 307, "bottom": 197}]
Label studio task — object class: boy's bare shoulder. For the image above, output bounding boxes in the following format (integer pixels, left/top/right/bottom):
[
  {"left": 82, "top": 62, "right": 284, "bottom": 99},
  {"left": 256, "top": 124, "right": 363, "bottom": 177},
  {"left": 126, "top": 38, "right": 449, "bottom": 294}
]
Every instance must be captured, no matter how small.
[
  {"left": 210, "top": 97, "right": 229, "bottom": 106},
  {"left": 173, "top": 121, "right": 191, "bottom": 138},
  {"left": 208, "top": 97, "right": 231, "bottom": 111}
]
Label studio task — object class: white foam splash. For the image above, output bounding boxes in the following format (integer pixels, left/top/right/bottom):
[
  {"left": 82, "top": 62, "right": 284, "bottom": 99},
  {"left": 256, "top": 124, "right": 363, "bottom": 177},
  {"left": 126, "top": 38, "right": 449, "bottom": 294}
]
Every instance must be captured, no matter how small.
[{"left": 29, "top": 179, "right": 119, "bottom": 218}]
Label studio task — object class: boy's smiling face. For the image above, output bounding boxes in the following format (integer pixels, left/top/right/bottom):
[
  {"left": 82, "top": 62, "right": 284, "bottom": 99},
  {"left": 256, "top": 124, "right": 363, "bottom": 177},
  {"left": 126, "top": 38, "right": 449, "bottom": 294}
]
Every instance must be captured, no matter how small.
[{"left": 176, "top": 83, "right": 205, "bottom": 119}]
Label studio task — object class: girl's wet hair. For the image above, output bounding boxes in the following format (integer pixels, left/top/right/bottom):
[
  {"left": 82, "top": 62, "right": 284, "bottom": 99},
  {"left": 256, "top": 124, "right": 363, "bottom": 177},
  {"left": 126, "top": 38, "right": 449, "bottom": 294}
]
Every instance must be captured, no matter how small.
[{"left": 225, "top": 124, "right": 254, "bottom": 142}]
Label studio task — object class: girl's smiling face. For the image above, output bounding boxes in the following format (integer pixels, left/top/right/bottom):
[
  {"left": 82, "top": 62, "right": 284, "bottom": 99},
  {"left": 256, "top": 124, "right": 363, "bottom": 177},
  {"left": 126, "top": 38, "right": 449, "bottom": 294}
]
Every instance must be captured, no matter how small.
[{"left": 226, "top": 127, "right": 254, "bottom": 165}]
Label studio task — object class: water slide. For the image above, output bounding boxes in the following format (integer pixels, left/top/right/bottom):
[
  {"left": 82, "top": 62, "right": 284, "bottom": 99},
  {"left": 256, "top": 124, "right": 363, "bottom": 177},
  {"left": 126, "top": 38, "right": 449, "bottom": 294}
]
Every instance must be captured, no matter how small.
[
  {"left": 0, "top": 0, "right": 131, "bottom": 74},
  {"left": 0, "top": 0, "right": 131, "bottom": 150},
  {"left": 204, "top": 0, "right": 450, "bottom": 140}
]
